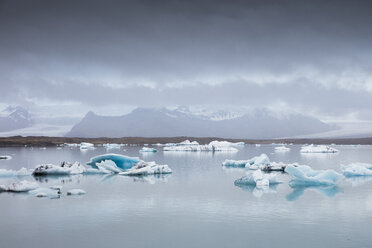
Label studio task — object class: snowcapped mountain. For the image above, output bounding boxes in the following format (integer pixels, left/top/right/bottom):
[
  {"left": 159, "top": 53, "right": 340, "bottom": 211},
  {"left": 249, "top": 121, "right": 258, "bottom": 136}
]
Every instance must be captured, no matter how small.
[
  {"left": 165, "top": 106, "right": 243, "bottom": 121},
  {"left": 66, "top": 106, "right": 336, "bottom": 138},
  {"left": 0, "top": 106, "right": 34, "bottom": 132}
]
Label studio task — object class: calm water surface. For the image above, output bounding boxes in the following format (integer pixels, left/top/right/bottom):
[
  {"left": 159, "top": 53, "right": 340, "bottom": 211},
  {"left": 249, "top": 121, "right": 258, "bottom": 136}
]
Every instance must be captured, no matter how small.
[{"left": 1, "top": 145, "right": 372, "bottom": 248}]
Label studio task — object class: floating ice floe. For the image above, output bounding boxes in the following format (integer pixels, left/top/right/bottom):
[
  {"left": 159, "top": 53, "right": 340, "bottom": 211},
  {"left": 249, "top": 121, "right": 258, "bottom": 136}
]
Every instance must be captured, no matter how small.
[
  {"left": 0, "top": 167, "right": 32, "bottom": 177},
  {"left": 163, "top": 140, "right": 239, "bottom": 152},
  {"left": 274, "top": 146, "right": 290, "bottom": 152},
  {"left": 341, "top": 163, "right": 372, "bottom": 177},
  {"left": 33, "top": 162, "right": 85, "bottom": 176},
  {"left": 63, "top": 143, "right": 79, "bottom": 147},
  {"left": 285, "top": 164, "right": 341, "bottom": 186},
  {"left": 29, "top": 187, "right": 62, "bottom": 198},
  {"left": 80, "top": 142, "right": 95, "bottom": 150},
  {"left": 234, "top": 170, "right": 280, "bottom": 187},
  {"left": 119, "top": 161, "right": 172, "bottom": 176},
  {"left": 0, "top": 155, "right": 12, "bottom": 160},
  {"left": 103, "top": 143, "right": 122, "bottom": 149},
  {"left": 140, "top": 147, "right": 157, "bottom": 153},
  {"left": 222, "top": 153, "right": 287, "bottom": 171},
  {"left": 0, "top": 180, "right": 39, "bottom": 192},
  {"left": 67, "top": 189, "right": 86, "bottom": 195},
  {"left": 255, "top": 144, "right": 261, "bottom": 147},
  {"left": 300, "top": 145, "right": 338, "bottom": 153}
]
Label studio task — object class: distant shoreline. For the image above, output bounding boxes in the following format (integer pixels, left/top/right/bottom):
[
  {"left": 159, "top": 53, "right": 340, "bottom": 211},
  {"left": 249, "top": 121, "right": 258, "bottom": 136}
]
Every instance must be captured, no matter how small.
[{"left": 0, "top": 136, "right": 372, "bottom": 147}]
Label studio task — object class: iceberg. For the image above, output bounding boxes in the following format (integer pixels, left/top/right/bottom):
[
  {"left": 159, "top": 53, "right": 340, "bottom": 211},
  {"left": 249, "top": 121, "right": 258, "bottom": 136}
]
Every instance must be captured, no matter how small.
[
  {"left": 139, "top": 147, "right": 157, "bottom": 153},
  {"left": 0, "top": 155, "right": 12, "bottom": 160},
  {"left": 234, "top": 170, "right": 280, "bottom": 187},
  {"left": 285, "top": 164, "right": 341, "bottom": 186},
  {"left": 80, "top": 142, "right": 95, "bottom": 150},
  {"left": 163, "top": 141, "right": 238, "bottom": 152},
  {"left": 300, "top": 145, "right": 338, "bottom": 153},
  {"left": 341, "top": 163, "right": 372, "bottom": 177},
  {"left": 103, "top": 143, "right": 122, "bottom": 149},
  {"left": 86, "top": 153, "right": 171, "bottom": 175},
  {"left": 29, "top": 187, "right": 62, "bottom": 198},
  {"left": 67, "top": 189, "right": 86, "bottom": 195},
  {"left": 274, "top": 146, "right": 290, "bottom": 152},
  {"left": 222, "top": 153, "right": 287, "bottom": 171},
  {"left": 119, "top": 161, "right": 172, "bottom": 176},
  {"left": 0, "top": 180, "right": 39, "bottom": 192},
  {"left": 86, "top": 153, "right": 140, "bottom": 170},
  {"left": 222, "top": 159, "right": 250, "bottom": 168},
  {"left": 0, "top": 167, "right": 32, "bottom": 177},
  {"left": 209, "top": 140, "right": 244, "bottom": 147},
  {"left": 33, "top": 162, "right": 85, "bottom": 175}
]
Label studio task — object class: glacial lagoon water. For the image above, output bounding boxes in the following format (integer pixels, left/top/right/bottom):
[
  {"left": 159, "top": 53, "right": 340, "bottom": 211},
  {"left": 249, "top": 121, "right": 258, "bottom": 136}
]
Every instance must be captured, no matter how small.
[{"left": 1, "top": 144, "right": 372, "bottom": 248}]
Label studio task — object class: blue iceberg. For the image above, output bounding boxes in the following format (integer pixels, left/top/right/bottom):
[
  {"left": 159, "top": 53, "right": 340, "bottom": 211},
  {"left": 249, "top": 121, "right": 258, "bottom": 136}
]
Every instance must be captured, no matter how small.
[
  {"left": 285, "top": 164, "right": 341, "bottom": 187},
  {"left": 86, "top": 153, "right": 140, "bottom": 170}
]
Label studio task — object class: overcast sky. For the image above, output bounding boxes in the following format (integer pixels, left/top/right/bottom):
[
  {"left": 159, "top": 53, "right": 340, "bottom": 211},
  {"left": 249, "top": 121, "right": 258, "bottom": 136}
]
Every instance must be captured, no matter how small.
[{"left": 1, "top": 0, "right": 372, "bottom": 121}]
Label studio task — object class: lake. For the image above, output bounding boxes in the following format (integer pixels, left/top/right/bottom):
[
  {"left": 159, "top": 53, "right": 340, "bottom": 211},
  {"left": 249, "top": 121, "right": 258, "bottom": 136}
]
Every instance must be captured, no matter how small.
[{"left": 0, "top": 144, "right": 372, "bottom": 248}]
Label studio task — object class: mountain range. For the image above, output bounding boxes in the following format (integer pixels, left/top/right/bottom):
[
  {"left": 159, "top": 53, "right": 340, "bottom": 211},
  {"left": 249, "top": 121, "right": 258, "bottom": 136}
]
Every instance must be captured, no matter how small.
[
  {"left": 66, "top": 107, "right": 336, "bottom": 139},
  {"left": 0, "top": 106, "right": 34, "bottom": 132}
]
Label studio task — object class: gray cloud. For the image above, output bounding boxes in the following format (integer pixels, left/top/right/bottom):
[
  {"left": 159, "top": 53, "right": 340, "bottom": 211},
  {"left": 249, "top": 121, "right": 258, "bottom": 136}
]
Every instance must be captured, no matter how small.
[{"left": 0, "top": 0, "right": 372, "bottom": 120}]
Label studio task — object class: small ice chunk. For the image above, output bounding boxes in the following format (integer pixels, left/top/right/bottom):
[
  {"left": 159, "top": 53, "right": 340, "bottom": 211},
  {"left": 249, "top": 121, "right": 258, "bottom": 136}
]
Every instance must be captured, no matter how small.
[
  {"left": 234, "top": 170, "right": 279, "bottom": 186},
  {"left": 67, "top": 189, "right": 86, "bottom": 195},
  {"left": 245, "top": 154, "right": 271, "bottom": 170},
  {"left": 33, "top": 162, "right": 85, "bottom": 175},
  {"left": 103, "top": 143, "right": 122, "bottom": 149},
  {"left": 222, "top": 159, "right": 249, "bottom": 168},
  {"left": 0, "top": 180, "right": 39, "bottom": 192},
  {"left": 120, "top": 161, "right": 172, "bottom": 176},
  {"left": 140, "top": 147, "right": 157, "bottom": 153},
  {"left": 285, "top": 164, "right": 341, "bottom": 186},
  {"left": 29, "top": 187, "right": 61, "bottom": 198},
  {"left": 274, "top": 146, "right": 290, "bottom": 152},
  {"left": 300, "top": 145, "right": 338, "bottom": 153},
  {"left": 341, "top": 163, "right": 372, "bottom": 177}
]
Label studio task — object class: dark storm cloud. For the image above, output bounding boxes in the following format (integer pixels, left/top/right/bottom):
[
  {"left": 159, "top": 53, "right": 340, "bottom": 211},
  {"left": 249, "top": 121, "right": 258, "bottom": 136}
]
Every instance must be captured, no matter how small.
[{"left": 0, "top": 0, "right": 372, "bottom": 119}]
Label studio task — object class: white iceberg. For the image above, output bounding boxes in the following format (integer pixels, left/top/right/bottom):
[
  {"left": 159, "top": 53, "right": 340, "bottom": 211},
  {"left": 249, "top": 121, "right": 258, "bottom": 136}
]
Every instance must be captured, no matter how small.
[
  {"left": 33, "top": 162, "right": 85, "bottom": 175},
  {"left": 67, "top": 189, "right": 86, "bottom": 195},
  {"left": 285, "top": 164, "right": 341, "bottom": 186},
  {"left": 0, "top": 155, "right": 12, "bottom": 160},
  {"left": 275, "top": 146, "right": 290, "bottom": 152},
  {"left": 0, "top": 167, "right": 32, "bottom": 177},
  {"left": 119, "top": 161, "right": 172, "bottom": 176},
  {"left": 0, "top": 180, "right": 39, "bottom": 192},
  {"left": 163, "top": 140, "right": 238, "bottom": 152},
  {"left": 234, "top": 170, "right": 280, "bottom": 187},
  {"left": 300, "top": 145, "right": 338, "bottom": 153},
  {"left": 139, "top": 147, "right": 157, "bottom": 153},
  {"left": 29, "top": 187, "right": 62, "bottom": 198},
  {"left": 222, "top": 153, "right": 287, "bottom": 171},
  {"left": 103, "top": 143, "right": 122, "bottom": 149},
  {"left": 341, "top": 163, "right": 372, "bottom": 177},
  {"left": 80, "top": 142, "right": 95, "bottom": 150}
]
